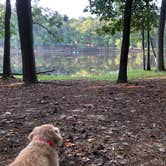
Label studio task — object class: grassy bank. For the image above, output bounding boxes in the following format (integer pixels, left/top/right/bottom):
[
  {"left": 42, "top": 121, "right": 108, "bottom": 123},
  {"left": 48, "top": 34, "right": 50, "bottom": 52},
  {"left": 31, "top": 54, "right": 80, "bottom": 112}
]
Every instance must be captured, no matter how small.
[{"left": 37, "top": 70, "right": 166, "bottom": 82}]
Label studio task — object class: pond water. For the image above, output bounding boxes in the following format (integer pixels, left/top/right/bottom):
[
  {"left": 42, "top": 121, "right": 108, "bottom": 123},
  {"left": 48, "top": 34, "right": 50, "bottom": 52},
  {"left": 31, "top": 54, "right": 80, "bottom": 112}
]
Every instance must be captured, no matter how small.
[{"left": 0, "top": 46, "right": 157, "bottom": 75}]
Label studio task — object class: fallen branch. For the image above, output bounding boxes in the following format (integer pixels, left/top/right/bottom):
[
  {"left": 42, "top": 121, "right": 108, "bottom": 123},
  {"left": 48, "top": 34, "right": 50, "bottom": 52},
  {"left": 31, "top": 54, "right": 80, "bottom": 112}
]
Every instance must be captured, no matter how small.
[
  {"left": 0, "top": 69, "right": 56, "bottom": 76},
  {"left": 36, "top": 69, "right": 55, "bottom": 74}
]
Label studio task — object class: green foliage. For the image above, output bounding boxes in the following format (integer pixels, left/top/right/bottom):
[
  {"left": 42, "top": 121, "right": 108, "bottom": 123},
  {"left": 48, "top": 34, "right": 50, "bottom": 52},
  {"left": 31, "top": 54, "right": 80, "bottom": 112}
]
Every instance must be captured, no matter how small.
[
  {"left": 131, "top": 0, "right": 158, "bottom": 32},
  {"left": 32, "top": 2, "right": 65, "bottom": 43},
  {"left": 0, "top": 0, "right": 111, "bottom": 47},
  {"left": 97, "top": 19, "right": 123, "bottom": 35},
  {"left": 0, "top": 3, "right": 5, "bottom": 38},
  {"left": 0, "top": 1, "right": 65, "bottom": 45},
  {"left": 0, "top": 0, "right": 160, "bottom": 48},
  {"left": 86, "top": 0, "right": 123, "bottom": 20},
  {"left": 59, "top": 17, "right": 110, "bottom": 46},
  {"left": 86, "top": 0, "right": 159, "bottom": 37}
]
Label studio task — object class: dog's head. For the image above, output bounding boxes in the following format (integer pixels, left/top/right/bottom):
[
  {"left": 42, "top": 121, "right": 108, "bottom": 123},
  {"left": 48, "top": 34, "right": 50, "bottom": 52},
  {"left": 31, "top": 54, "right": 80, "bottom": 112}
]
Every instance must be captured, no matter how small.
[{"left": 28, "top": 124, "right": 63, "bottom": 146}]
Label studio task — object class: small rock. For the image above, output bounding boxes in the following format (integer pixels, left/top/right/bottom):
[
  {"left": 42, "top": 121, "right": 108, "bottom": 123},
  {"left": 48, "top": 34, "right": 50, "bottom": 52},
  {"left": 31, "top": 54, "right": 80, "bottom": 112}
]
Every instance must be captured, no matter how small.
[
  {"left": 72, "top": 109, "right": 85, "bottom": 113},
  {"left": 0, "top": 130, "right": 6, "bottom": 134},
  {"left": 88, "top": 115, "right": 105, "bottom": 121},
  {"left": 130, "top": 110, "right": 136, "bottom": 113},
  {"left": 4, "top": 112, "right": 11, "bottom": 115},
  {"left": 159, "top": 147, "right": 165, "bottom": 153}
]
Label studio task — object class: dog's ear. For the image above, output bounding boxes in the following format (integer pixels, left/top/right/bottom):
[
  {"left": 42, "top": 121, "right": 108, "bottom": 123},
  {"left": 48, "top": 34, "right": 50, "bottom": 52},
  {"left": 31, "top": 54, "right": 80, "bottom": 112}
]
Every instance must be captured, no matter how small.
[
  {"left": 54, "top": 128, "right": 63, "bottom": 145},
  {"left": 28, "top": 131, "right": 34, "bottom": 141},
  {"left": 28, "top": 126, "right": 39, "bottom": 141}
]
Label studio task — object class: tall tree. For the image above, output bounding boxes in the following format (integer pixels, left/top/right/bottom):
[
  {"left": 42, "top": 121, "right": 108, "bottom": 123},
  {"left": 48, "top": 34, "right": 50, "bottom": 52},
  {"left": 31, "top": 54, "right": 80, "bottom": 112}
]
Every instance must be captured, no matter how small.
[
  {"left": 87, "top": 0, "right": 133, "bottom": 82},
  {"left": 117, "top": 0, "right": 133, "bottom": 83},
  {"left": 157, "top": 0, "right": 166, "bottom": 71},
  {"left": 2, "top": 0, "right": 12, "bottom": 78},
  {"left": 146, "top": 30, "right": 151, "bottom": 70},
  {"left": 16, "top": 0, "right": 37, "bottom": 83},
  {"left": 141, "top": 27, "right": 146, "bottom": 70},
  {"left": 128, "top": 0, "right": 158, "bottom": 70},
  {"left": 87, "top": 0, "right": 158, "bottom": 79}
]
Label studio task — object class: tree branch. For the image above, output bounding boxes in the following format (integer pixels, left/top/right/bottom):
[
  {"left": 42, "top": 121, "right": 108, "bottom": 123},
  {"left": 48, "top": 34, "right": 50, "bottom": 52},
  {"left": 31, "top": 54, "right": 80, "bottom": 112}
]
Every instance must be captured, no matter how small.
[
  {"left": 33, "top": 22, "right": 58, "bottom": 40},
  {"left": 0, "top": 69, "right": 56, "bottom": 76}
]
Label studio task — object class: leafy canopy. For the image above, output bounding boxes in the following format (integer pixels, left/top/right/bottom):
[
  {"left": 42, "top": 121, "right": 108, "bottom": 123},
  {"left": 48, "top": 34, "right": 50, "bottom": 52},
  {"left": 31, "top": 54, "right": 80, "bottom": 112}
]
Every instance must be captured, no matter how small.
[{"left": 86, "top": 0, "right": 159, "bottom": 35}]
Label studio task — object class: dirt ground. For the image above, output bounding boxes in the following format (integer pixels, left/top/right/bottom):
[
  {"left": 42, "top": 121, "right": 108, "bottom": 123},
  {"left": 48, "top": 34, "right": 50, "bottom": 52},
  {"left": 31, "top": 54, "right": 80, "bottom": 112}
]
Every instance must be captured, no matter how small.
[{"left": 0, "top": 78, "right": 165, "bottom": 166}]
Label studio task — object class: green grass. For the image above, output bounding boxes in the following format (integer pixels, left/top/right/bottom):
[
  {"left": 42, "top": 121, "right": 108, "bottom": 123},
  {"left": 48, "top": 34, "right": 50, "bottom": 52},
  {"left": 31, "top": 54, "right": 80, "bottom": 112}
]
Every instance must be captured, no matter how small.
[
  {"left": 127, "top": 70, "right": 166, "bottom": 80},
  {"left": 38, "top": 73, "right": 117, "bottom": 81},
  {"left": 36, "top": 70, "right": 166, "bottom": 82}
]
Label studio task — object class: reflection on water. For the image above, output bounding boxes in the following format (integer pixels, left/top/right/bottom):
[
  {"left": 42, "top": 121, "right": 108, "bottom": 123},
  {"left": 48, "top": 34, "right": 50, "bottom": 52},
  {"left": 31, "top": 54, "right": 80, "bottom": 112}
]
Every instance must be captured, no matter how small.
[{"left": 0, "top": 46, "right": 156, "bottom": 75}]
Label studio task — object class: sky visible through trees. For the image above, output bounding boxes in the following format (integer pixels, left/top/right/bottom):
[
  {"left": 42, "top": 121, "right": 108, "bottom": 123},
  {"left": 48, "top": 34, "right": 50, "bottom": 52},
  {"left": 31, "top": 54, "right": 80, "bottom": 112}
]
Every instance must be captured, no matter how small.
[
  {"left": 0, "top": 0, "right": 91, "bottom": 18},
  {"left": 0, "top": 0, "right": 163, "bottom": 18}
]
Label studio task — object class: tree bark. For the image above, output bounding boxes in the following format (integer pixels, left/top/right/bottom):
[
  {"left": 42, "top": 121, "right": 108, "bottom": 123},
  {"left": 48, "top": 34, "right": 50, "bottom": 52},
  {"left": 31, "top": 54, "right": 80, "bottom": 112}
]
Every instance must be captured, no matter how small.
[
  {"left": 16, "top": 0, "right": 37, "bottom": 83},
  {"left": 157, "top": 0, "right": 166, "bottom": 71},
  {"left": 146, "top": 30, "right": 151, "bottom": 70},
  {"left": 141, "top": 28, "right": 146, "bottom": 70},
  {"left": 3, "top": 0, "right": 12, "bottom": 78},
  {"left": 150, "top": 35, "right": 157, "bottom": 67},
  {"left": 150, "top": 35, "right": 156, "bottom": 58},
  {"left": 117, "top": 0, "right": 133, "bottom": 83}
]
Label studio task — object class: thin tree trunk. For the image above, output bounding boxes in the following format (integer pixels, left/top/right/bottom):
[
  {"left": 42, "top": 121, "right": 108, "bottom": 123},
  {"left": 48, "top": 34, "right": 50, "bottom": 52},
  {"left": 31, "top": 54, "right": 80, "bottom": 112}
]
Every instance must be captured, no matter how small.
[
  {"left": 146, "top": 30, "right": 151, "bottom": 70},
  {"left": 141, "top": 28, "right": 146, "bottom": 70},
  {"left": 157, "top": 0, "right": 166, "bottom": 71},
  {"left": 150, "top": 35, "right": 156, "bottom": 58},
  {"left": 3, "top": 0, "right": 12, "bottom": 78},
  {"left": 150, "top": 35, "right": 157, "bottom": 67},
  {"left": 117, "top": 0, "right": 133, "bottom": 83},
  {"left": 16, "top": 0, "right": 37, "bottom": 83}
]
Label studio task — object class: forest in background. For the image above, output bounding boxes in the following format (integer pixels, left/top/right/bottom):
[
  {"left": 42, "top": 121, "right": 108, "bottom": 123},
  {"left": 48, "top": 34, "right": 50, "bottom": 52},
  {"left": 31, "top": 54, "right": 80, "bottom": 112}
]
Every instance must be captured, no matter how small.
[
  {"left": 0, "top": 0, "right": 165, "bottom": 49},
  {"left": 0, "top": 0, "right": 166, "bottom": 83}
]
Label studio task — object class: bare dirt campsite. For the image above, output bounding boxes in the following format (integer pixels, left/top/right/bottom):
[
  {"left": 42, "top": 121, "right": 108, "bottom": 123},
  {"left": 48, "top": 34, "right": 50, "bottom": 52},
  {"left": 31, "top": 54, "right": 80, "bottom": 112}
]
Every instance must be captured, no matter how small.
[{"left": 0, "top": 79, "right": 165, "bottom": 166}]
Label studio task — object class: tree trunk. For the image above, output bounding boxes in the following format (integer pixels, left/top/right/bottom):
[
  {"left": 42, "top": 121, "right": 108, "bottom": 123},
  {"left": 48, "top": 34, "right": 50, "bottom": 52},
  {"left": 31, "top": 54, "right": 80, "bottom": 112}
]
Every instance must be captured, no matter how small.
[
  {"left": 146, "top": 30, "right": 151, "bottom": 70},
  {"left": 117, "top": 0, "right": 133, "bottom": 83},
  {"left": 150, "top": 35, "right": 156, "bottom": 58},
  {"left": 157, "top": 0, "right": 166, "bottom": 71},
  {"left": 3, "top": 0, "right": 12, "bottom": 78},
  {"left": 16, "top": 0, "right": 37, "bottom": 83},
  {"left": 141, "top": 28, "right": 146, "bottom": 70},
  {"left": 150, "top": 35, "right": 157, "bottom": 67}
]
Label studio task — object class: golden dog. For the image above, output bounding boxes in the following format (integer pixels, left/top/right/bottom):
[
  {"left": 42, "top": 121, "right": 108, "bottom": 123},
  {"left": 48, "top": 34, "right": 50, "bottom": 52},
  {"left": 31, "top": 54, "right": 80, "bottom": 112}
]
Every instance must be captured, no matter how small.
[{"left": 8, "top": 124, "right": 63, "bottom": 166}]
